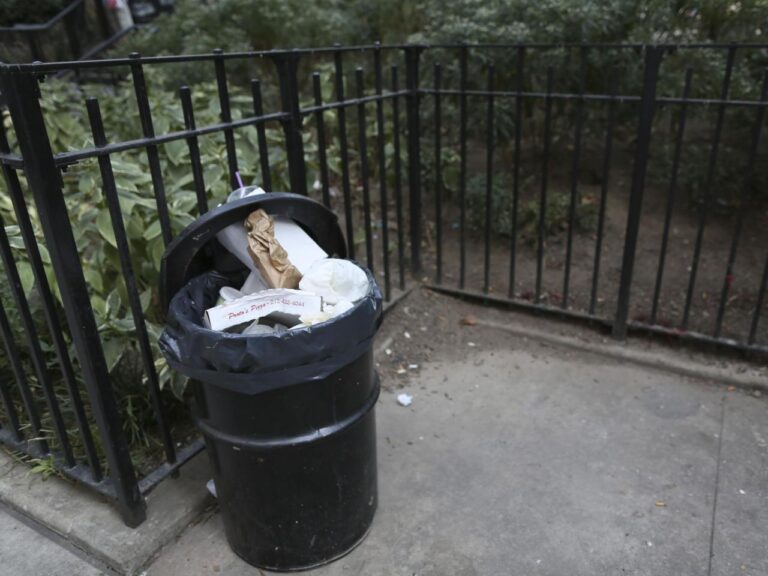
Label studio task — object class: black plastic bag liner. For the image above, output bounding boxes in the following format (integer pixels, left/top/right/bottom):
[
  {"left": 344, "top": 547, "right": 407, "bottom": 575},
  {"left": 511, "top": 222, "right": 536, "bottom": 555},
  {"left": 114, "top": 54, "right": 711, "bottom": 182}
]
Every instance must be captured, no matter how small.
[{"left": 159, "top": 265, "right": 382, "bottom": 395}]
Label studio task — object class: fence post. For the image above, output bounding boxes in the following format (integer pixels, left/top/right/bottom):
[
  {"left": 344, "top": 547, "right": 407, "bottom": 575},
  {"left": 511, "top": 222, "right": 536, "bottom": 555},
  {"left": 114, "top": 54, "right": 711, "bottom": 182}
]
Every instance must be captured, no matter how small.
[
  {"left": 404, "top": 45, "right": 423, "bottom": 274},
  {"left": 0, "top": 67, "right": 146, "bottom": 527},
  {"left": 273, "top": 52, "right": 308, "bottom": 196},
  {"left": 613, "top": 46, "right": 664, "bottom": 339}
]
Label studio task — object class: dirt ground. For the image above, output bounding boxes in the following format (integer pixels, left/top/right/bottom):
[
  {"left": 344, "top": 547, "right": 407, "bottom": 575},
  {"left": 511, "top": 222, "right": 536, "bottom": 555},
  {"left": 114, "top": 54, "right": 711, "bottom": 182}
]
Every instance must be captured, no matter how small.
[{"left": 331, "top": 157, "right": 768, "bottom": 350}]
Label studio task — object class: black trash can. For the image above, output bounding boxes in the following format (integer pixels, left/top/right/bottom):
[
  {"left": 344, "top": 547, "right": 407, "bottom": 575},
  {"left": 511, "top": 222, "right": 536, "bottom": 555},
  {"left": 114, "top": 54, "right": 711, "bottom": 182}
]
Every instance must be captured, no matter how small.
[{"left": 158, "top": 193, "right": 381, "bottom": 571}]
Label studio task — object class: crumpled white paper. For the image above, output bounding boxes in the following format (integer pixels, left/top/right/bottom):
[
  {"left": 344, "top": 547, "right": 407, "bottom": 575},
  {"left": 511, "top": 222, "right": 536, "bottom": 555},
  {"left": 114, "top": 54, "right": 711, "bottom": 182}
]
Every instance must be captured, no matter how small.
[
  {"left": 299, "top": 259, "right": 369, "bottom": 305},
  {"left": 298, "top": 298, "right": 354, "bottom": 327}
]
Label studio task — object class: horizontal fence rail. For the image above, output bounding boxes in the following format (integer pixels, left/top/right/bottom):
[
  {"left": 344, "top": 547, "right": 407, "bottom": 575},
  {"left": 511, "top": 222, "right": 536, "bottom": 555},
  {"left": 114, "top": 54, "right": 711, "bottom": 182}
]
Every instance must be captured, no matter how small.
[{"left": 0, "top": 42, "right": 767, "bottom": 525}]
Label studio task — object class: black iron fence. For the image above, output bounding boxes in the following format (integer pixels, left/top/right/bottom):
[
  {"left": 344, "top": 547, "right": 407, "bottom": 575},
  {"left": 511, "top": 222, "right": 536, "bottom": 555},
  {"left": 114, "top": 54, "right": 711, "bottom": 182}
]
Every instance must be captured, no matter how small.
[
  {"left": 0, "top": 43, "right": 766, "bottom": 525},
  {"left": 0, "top": 0, "right": 128, "bottom": 64}
]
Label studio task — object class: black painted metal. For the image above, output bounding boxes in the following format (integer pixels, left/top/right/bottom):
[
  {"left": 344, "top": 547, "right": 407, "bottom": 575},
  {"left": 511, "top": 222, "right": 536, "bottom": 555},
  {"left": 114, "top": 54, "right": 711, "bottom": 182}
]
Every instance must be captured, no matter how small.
[
  {"left": 0, "top": 121, "right": 102, "bottom": 478},
  {"left": 87, "top": 97, "right": 177, "bottom": 467},
  {"left": 589, "top": 75, "right": 618, "bottom": 317},
  {"left": 213, "top": 50, "right": 239, "bottom": 189},
  {"left": 313, "top": 73, "right": 332, "bottom": 208},
  {"left": 562, "top": 49, "right": 586, "bottom": 309},
  {"left": 508, "top": 46, "right": 524, "bottom": 298},
  {"left": 714, "top": 71, "right": 768, "bottom": 338},
  {"left": 179, "top": 86, "right": 209, "bottom": 214},
  {"left": 405, "top": 45, "right": 423, "bottom": 274},
  {"left": 161, "top": 193, "right": 378, "bottom": 570},
  {"left": 250, "top": 79, "right": 273, "bottom": 191},
  {"left": 458, "top": 44, "right": 468, "bottom": 288},
  {"left": 273, "top": 53, "right": 308, "bottom": 197},
  {"left": 356, "top": 68, "right": 375, "bottom": 271},
  {"left": 536, "top": 68, "right": 554, "bottom": 305},
  {"left": 0, "top": 68, "right": 146, "bottom": 526},
  {"left": 196, "top": 352, "right": 378, "bottom": 571},
  {"left": 391, "top": 64, "right": 406, "bottom": 291},
  {"left": 682, "top": 46, "right": 737, "bottom": 330},
  {"left": 2, "top": 42, "right": 768, "bottom": 529},
  {"left": 613, "top": 46, "right": 664, "bottom": 339},
  {"left": 374, "top": 45, "right": 392, "bottom": 301},
  {"left": 334, "top": 47, "right": 356, "bottom": 259},
  {"left": 483, "top": 64, "right": 495, "bottom": 295},
  {"left": 650, "top": 69, "right": 693, "bottom": 325},
  {"left": 130, "top": 52, "right": 173, "bottom": 247}
]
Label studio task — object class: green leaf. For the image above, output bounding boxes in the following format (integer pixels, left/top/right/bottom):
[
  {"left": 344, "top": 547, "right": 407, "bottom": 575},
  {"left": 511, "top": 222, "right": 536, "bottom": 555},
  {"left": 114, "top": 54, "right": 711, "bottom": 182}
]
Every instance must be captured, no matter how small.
[
  {"left": 96, "top": 210, "right": 117, "bottom": 247},
  {"left": 140, "top": 288, "right": 152, "bottom": 312},
  {"left": 102, "top": 338, "right": 125, "bottom": 372},
  {"left": 84, "top": 268, "right": 104, "bottom": 293},
  {"left": 143, "top": 219, "right": 162, "bottom": 241},
  {"left": 17, "top": 262, "right": 34, "bottom": 294},
  {"left": 106, "top": 289, "right": 121, "bottom": 317},
  {"left": 165, "top": 139, "right": 188, "bottom": 165}
]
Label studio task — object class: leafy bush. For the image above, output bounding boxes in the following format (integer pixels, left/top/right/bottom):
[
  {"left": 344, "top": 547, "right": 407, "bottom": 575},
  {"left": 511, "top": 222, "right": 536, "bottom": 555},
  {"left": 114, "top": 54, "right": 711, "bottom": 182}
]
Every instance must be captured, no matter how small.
[
  {"left": 0, "top": 71, "right": 294, "bottom": 468},
  {"left": 0, "top": 0, "right": 67, "bottom": 26},
  {"left": 465, "top": 173, "right": 597, "bottom": 241}
]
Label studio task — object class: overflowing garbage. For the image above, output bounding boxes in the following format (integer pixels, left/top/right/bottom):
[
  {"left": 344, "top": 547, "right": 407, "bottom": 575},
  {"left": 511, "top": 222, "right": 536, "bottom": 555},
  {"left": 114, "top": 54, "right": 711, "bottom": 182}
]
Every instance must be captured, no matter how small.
[{"left": 205, "top": 186, "right": 370, "bottom": 335}]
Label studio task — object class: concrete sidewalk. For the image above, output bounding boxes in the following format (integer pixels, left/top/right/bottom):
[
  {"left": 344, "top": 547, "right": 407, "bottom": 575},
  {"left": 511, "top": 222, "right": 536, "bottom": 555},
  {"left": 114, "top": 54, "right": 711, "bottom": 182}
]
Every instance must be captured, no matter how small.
[
  {"left": 2, "top": 289, "right": 766, "bottom": 575},
  {"left": 145, "top": 291, "right": 768, "bottom": 576}
]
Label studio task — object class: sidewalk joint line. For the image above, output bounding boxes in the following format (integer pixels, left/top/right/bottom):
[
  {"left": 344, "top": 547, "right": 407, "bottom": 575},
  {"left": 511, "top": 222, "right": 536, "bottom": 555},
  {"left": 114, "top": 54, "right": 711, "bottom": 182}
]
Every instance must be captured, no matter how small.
[{"left": 706, "top": 395, "right": 727, "bottom": 576}]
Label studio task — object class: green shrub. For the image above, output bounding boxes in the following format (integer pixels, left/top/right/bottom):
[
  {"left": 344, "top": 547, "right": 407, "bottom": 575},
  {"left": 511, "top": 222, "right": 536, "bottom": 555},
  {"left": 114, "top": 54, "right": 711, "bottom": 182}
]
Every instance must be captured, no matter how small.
[
  {"left": 0, "top": 0, "right": 67, "bottom": 26},
  {"left": 465, "top": 173, "right": 597, "bottom": 241}
]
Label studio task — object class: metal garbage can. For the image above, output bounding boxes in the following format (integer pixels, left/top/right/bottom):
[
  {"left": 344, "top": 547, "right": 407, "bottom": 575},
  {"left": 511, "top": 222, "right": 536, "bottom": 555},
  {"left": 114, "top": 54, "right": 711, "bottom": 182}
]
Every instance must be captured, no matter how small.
[{"left": 158, "top": 193, "right": 381, "bottom": 571}]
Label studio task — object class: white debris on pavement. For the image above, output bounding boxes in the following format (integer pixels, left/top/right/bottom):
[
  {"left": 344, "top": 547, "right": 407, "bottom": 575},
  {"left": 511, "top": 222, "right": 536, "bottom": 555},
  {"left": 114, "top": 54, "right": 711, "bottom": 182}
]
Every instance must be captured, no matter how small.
[
  {"left": 397, "top": 393, "right": 413, "bottom": 406},
  {"left": 206, "top": 479, "right": 217, "bottom": 498}
]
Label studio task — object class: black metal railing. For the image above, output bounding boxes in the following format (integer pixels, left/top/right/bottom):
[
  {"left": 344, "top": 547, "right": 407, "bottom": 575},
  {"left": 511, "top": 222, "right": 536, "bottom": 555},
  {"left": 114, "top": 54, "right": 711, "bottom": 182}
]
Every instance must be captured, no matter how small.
[
  {"left": 0, "top": 0, "right": 127, "bottom": 64},
  {"left": 0, "top": 42, "right": 766, "bottom": 525}
]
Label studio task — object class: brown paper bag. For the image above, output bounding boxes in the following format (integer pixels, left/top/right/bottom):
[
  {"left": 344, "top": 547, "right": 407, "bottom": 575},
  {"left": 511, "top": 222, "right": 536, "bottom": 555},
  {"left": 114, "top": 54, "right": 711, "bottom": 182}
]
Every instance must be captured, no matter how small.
[{"left": 244, "top": 209, "right": 302, "bottom": 289}]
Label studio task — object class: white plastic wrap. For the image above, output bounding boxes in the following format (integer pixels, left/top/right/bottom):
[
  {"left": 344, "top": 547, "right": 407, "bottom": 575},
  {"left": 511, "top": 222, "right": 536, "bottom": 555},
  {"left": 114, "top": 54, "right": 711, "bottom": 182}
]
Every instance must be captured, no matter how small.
[{"left": 298, "top": 259, "right": 370, "bottom": 304}]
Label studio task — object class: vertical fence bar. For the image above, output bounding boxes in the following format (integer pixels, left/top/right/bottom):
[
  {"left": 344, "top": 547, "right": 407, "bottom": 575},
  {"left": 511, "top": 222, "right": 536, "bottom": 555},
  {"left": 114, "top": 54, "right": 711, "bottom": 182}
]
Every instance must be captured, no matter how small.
[
  {"left": 250, "top": 79, "right": 272, "bottom": 191},
  {"left": 714, "top": 70, "right": 768, "bottom": 339},
  {"left": 535, "top": 68, "right": 554, "bottom": 304},
  {"left": 405, "top": 45, "right": 423, "bottom": 274},
  {"left": 355, "top": 68, "right": 374, "bottom": 271},
  {"left": 750, "top": 252, "right": 768, "bottom": 345},
  {"left": 0, "top": 300, "right": 42, "bottom": 448},
  {"left": 589, "top": 75, "right": 619, "bottom": 316},
  {"left": 0, "top": 122, "right": 102, "bottom": 478},
  {"left": 391, "top": 65, "right": 406, "bottom": 290},
  {"left": 312, "top": 72, "right": 331, "bottom": 208},
  {"left": 682, "top": 45, "right": 736, "bottom": 330},
  {"left": 273, "top": 53, "right": 308, "bottom": 196},
  {"left": 0, "top": 319, "right": 22, "bottom": 440},
  {"left": 179, "top": 86, "right": 208, "bottom": 214},
  {"left": 334, "top": 47, "right": 355, "bottom": 258},
  {"left": 650, "top": 68, "right": 693, "bottom": 324},
  {"left": 87, "top": 97, "right": 177, "bottom": 467},
  {"left": 27, "top": 34, "right": 43, "bottom": 62},
  {"left": 458, "top": 44, "right": 468, "bottom": 288},
  {"left": 129, "top": 53, "right": 172, "bottom": 246},
  {"left": 0, "top": 68, "right": 145, "bottom": 526},
  {"left": 63, "top": 10, "right": 82, "bottom": 60},
  {"left": 433, "top": 63, "right": 443, "bottom": 284},
  {"left": 93, "top": 0, "right": 111, "bottom": 39},
  {"left": 483, "top": 64, "right": 495, "bottom": 295},
  {"left": 0, "top": 220, "right": 75, "bottom": 466},
  {"left": 562, "top": 49, "right": 586, "bottom": 309},
  {"left": 374, "top": 45, "right": 391, "bottom": 300},
  {"left": 613, "top": 46, "right": 664, "bottom": 339},
  {"left": 508, "top": 46, "right": 525, "bottom": 298},
  {"left": 213, "top": 49, "right": 239, "bottom": 189}
]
